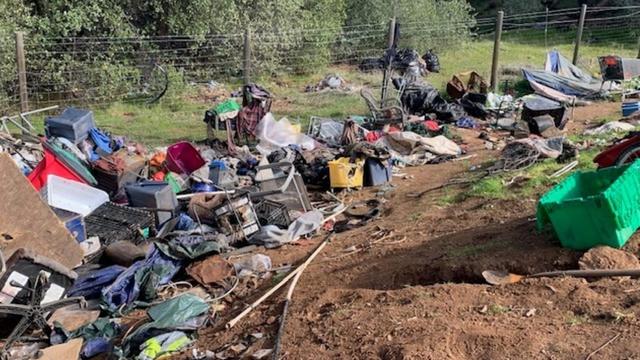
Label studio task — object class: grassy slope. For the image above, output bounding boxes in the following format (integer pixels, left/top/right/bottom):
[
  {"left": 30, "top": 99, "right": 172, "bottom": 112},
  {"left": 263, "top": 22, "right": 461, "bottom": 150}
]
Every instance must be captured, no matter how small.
[{"left": 22, "top": 36, "right": 637, "bottom": 146}]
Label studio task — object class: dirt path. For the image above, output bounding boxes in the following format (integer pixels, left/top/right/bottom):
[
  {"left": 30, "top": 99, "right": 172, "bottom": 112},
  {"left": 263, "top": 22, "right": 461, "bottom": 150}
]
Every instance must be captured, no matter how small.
[{"left": 193, "top": 102, "right": 640, "bottom": 360}]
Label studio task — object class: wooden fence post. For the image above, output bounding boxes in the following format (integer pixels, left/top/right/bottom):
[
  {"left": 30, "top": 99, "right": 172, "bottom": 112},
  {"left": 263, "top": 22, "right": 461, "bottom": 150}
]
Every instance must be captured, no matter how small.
[
  {"left": 380, "top": 16, "right": 396, "bottom": 106},
  {"left": 490, "top": 11, "right": 504, "bottom": 92},
  {"left": 243, "top": 28, "right": 251, "bottom": 86},
  {"left": 387, "top": 16, "right": 396, "bottom": 48},
  {"left": 572, "top": 4, "right": 588, "bottom": 65},
  {"left": 15, "top": 31, "right": 28, "bottom": 116}
]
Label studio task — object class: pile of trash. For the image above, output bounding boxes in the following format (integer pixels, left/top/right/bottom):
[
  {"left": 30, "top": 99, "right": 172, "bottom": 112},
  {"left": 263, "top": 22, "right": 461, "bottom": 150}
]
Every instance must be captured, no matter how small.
[{"left": 0, "top": 76, "right": 469, "bottom": 359}]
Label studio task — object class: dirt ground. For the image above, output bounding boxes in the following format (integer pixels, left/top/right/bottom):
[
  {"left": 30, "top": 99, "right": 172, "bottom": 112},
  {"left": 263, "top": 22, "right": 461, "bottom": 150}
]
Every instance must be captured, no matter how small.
[{"left": 190, "top": 101, "right": 640, "bottom": 360}]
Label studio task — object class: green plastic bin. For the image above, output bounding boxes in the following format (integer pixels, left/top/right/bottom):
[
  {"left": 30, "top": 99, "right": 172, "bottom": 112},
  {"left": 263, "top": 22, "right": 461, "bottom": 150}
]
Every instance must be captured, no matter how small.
[{"left": 537, "top": 160, "right": 640, "bottom": 250}]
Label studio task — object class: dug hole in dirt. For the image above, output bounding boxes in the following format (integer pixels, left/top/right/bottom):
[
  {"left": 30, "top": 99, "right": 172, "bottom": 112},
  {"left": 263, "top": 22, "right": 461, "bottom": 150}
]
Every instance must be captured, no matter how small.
[{"left": 192, "top": 103, "right": 640, "bottom": 360}]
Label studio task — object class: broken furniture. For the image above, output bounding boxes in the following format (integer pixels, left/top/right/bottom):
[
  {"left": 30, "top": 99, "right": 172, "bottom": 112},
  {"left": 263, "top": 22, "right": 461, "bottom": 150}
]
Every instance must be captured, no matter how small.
[
  {"left": 0, "top": 249, "right": 85, "bottom": 358},
  {"left": 537, "top": 160, "right": 640, "bottom": 250},
  {"left": 598, "top": 55, "right": 640, "bottom": 100},
  {"left": 360, "top": 88, "right": 406, "bottom": 128},
  {"left": 212, "top": 190, "right": 260, "bottom": 245},
  {"left": 0, "top": 106, "right": 58, "bottom": 136}
]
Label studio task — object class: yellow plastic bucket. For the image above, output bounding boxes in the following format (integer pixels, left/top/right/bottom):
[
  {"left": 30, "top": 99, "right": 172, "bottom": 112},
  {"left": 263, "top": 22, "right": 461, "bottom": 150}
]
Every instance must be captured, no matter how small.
[{"left": 328, "top": 157, "right": 364, "bottom": 188}]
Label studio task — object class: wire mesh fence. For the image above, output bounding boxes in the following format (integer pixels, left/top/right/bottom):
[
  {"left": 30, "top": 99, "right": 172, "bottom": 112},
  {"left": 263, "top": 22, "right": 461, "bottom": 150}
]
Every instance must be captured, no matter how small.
[{"left": 0, "top": 5, "right": 638, "bottom": 115}]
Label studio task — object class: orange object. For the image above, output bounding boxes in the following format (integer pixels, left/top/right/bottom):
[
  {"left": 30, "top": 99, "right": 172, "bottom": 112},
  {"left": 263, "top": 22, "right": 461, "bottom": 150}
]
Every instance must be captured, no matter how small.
[{"left": 149, "top": 151, "right": 166, "bottom": 168}]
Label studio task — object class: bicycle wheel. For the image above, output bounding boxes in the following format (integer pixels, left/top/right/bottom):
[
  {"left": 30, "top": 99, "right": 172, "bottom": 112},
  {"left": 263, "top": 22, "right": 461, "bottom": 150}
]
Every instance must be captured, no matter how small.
[{"left": 616, "top": 144, "right": 640, "bottom": 166}]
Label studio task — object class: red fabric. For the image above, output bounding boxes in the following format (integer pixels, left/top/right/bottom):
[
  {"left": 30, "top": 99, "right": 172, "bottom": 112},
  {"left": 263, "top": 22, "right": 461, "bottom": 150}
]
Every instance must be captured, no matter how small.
[
  {"left": 365, "top": 131, "right": 383, "bottom": 143},
  {"left": 425, "top": 120, "right": 440, "bottom": 132}
]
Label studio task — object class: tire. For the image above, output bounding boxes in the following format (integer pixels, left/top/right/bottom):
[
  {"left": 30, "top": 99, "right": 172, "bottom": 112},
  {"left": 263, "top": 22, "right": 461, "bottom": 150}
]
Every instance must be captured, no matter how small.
[{"left": 616, "top": 144, "right": 640, "bottom": 166}]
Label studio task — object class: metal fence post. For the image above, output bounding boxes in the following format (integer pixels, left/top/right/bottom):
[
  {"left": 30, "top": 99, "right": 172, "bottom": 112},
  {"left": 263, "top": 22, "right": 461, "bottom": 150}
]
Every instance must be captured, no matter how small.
[
  {"left": 573, "top": 4, "right": 588, "bottom": 65},
  {"left": 243, "top": 28, "right": 251, "bottom": 85},
  {"left": 15, "top": 31, "right": 28, "bottom": 115},
  {"left": 490, "top": 11, "right": 504, "bottom": 92}
]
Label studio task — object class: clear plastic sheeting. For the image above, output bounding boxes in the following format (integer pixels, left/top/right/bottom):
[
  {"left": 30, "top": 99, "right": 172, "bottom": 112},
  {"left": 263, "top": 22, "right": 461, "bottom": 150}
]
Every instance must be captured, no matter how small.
[
  {"left": 250, "top": 210, "right": 323, "bottom": 248},
  {"left": 255, "top": 113, "right": 315, "bottom": 155},
  {"left": 307, "top": 117, "right": 344, "bottom": 146}
]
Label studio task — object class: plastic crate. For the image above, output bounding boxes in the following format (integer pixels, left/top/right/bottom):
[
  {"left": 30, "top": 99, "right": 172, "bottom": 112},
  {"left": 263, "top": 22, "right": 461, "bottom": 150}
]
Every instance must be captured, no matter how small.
[
  {"left": 44, "top": 175, "right": 108, "bottom": 216},
  {"left": 28, "top": 142, "right": 97, "bottom": 191},
  {"left": 254, "top": 199, "right": 292, "bottom": 228},
  {"left": 45, "top": 108, "right": 96, "bottom": 144},
  {"left": 85, "top": 202, "right": 155, "bottom": 245},
  {"left": 537, "top": 161, "right": 640, "bottom": 250},
  {"left": 328, "top": 157, "right": 364, "bottom": 189}
]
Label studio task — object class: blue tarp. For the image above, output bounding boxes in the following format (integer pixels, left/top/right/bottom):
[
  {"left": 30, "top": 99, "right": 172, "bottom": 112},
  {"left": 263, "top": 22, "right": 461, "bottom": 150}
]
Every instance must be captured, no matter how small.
[
  {"left": 68, "top": 265, "right": 126, "bottom": 299},
  {"left": 101, "top": 244, "right": 182, "bottom": 311},
  {"left": 523, "top": 50, "right": 605, "bottom": 99}
]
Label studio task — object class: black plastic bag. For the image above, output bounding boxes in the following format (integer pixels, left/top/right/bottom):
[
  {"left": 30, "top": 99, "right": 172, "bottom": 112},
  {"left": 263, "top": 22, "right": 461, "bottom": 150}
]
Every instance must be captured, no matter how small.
[{"left": 422, "top": 49, "right": 440, "bottom": 73}]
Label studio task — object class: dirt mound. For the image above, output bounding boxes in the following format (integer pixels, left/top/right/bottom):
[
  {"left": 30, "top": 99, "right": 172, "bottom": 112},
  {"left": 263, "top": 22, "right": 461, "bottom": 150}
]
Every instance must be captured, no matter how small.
[{"left": 579, "top": 246, "right": 640, "bottom": 270}]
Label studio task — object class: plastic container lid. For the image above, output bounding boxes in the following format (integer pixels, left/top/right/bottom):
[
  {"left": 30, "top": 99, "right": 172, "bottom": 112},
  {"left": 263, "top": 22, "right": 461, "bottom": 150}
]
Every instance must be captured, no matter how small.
[{"left": 45, "top": 175, "right": 109, "bottom": 216}]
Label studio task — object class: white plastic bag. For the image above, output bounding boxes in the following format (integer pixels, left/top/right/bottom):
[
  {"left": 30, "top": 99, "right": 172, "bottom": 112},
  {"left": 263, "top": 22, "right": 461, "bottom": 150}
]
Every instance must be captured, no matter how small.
[{"left": 255, "top": 113, "right": 315, "bottom": 155}]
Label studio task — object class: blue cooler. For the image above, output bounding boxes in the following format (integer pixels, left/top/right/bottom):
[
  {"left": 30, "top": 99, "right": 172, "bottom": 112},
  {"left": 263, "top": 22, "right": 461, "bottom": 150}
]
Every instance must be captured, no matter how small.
[{"left": 364, "top": 158, "right": 392, "bottom": 186}]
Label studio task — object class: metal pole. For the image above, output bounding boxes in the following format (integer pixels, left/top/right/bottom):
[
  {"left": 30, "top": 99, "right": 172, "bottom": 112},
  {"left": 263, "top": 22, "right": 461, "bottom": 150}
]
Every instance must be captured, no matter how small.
[
  {"left": 573, "top": 4, "right": 588, "bottom": 65},
  {"left": 243, "top": 28, "right": 251, "bottom": 85},
  {"left": 490, "top": 11, "right": 504, "bottom": 92},
  {"left": 15, "top": 32, "right": 28, "bottom": 117}
]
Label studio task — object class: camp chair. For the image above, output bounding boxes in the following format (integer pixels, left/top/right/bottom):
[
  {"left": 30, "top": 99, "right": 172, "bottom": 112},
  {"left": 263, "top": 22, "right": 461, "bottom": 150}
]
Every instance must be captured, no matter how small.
[
  {"left": 360, "top": 88, "right": 406, "bottom": 127},
  {"left": 598, "top": 56, "right": 640, "bottom": 100}
]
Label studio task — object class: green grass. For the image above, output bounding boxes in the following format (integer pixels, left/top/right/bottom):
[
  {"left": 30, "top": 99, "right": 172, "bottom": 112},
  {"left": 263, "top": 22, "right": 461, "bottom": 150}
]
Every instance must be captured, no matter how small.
[
  {"left": 467, "top": 176, "right": 508, "bottom": 200},
  {"left": 17, "top": 33, "right": 639, "bottom": 146}
]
